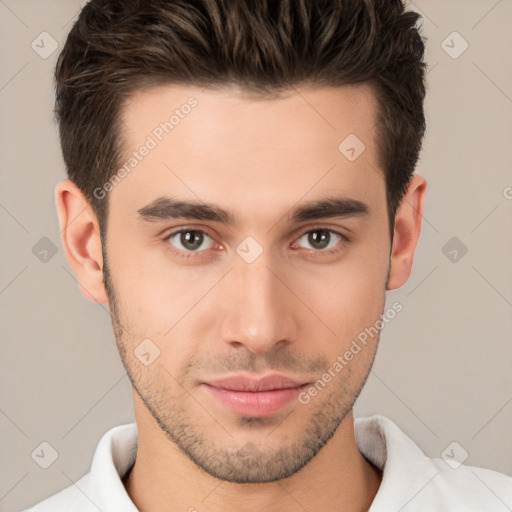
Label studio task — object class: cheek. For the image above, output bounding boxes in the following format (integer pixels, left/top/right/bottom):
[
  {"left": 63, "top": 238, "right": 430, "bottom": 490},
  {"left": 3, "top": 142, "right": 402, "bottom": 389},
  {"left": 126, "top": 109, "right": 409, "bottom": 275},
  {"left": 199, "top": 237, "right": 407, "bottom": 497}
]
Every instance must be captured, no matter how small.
[
  {"left": 106, "top": 247, "right": 226, "bottom": 378},
  {"left": 107, "top": 237, "right": 214, "bottom": 334},
  {"left": 291, "top": 239, "right": 388, "bottom": 347},
  {"left": 307, "top": 276, "right": 385, "bottom": 347}
]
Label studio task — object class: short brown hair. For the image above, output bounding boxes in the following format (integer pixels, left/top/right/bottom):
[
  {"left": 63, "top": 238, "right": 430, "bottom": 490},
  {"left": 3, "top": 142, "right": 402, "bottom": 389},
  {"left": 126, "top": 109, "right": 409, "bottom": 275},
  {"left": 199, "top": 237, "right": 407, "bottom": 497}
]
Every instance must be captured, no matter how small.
[{"left": 55, "top": 0, "right": 426, "bottom": 235}]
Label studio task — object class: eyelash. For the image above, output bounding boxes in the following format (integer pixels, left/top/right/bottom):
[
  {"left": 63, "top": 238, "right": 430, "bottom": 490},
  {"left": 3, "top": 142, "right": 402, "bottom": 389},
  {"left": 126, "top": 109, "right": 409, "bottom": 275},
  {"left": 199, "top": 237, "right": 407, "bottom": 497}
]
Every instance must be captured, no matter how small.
[{"left": 163, "top": 227, "right": 349, "bottom": 260}]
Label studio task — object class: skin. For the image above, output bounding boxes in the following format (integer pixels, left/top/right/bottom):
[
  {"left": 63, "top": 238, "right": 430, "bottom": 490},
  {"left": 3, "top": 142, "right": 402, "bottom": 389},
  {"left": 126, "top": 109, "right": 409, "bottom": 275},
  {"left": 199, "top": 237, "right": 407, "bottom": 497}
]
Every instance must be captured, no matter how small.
[{"left": 56, "top": 83, "right": 426, "bottom": 512}]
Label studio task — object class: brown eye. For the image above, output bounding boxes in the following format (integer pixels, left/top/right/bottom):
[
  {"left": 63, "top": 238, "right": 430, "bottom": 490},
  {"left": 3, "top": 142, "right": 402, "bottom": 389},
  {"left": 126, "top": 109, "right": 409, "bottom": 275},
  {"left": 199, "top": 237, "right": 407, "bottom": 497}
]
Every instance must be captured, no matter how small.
[
  {"left": 297, "top": 229, "right": 343, "bottom": 251},
  {"left": 167, "top": 230, "right": 214, "bottom": 253}
]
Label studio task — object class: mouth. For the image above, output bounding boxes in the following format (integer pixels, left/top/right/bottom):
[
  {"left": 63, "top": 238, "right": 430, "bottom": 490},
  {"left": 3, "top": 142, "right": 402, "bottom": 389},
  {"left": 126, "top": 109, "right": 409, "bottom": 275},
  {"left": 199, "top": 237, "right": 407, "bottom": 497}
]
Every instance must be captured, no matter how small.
[{"left": 201, "top": 374, "right": 311, "bottom": 417}]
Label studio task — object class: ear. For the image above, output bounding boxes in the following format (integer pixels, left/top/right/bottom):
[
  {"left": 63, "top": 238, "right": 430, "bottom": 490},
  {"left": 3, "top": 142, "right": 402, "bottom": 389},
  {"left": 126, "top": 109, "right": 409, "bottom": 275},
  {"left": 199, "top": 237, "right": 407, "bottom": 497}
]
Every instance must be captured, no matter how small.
[
  {"left": 386, "top": 174, "right": 427, "bottom": 290},
  {"left": 55, "top": 179, "right": 108, "bottom": 303}
]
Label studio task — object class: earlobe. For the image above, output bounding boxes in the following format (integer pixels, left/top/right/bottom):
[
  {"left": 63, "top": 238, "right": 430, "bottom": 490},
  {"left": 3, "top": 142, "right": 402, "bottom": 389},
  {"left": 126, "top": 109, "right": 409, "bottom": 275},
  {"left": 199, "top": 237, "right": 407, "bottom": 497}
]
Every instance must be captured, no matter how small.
[
  {"left": 55, "top": 179, "right": 108, "bottom": 303},
  {"left": 386, "top": 174, "right": 427, "bottom": 291}
]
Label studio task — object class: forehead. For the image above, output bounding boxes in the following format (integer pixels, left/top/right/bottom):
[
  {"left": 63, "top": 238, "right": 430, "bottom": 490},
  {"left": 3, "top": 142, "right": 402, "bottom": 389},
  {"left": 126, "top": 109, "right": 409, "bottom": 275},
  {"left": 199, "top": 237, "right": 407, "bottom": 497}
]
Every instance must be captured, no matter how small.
[
  {"left": 120, "top": 83, "right": 378, "bottom": 146},
  {"left": 111, "top": 83, "right": 384, "bottom": 225}
]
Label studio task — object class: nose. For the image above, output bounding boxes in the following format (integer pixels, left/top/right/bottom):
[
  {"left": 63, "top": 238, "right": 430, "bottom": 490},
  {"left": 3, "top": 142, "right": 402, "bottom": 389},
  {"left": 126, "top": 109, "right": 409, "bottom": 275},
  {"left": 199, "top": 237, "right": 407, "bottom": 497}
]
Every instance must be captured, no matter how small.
[{"left": 219, "top": 252, "right": 298, "bottom": 355}]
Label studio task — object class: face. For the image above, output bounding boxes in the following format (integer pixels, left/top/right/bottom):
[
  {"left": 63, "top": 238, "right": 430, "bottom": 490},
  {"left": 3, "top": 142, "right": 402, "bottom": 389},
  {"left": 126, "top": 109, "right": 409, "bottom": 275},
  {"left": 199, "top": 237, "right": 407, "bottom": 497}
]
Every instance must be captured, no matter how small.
[{"left": 103, "top": 84, "right": 390, "bottom": 483}]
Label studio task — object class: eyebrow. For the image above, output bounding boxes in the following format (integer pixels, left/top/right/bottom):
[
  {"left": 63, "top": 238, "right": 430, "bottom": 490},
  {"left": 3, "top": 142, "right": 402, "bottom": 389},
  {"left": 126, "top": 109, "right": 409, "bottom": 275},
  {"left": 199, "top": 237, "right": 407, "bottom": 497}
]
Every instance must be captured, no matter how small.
[{"left": 137, "top": 196, "right": 369, "bottom": 225}]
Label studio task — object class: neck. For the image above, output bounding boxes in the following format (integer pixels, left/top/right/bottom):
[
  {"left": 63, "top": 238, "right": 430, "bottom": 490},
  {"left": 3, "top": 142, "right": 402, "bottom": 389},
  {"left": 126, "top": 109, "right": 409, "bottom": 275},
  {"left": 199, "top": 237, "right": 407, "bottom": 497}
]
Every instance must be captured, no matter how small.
[{"left": 123, "top": 392, "right": 381, "bottom": 512}]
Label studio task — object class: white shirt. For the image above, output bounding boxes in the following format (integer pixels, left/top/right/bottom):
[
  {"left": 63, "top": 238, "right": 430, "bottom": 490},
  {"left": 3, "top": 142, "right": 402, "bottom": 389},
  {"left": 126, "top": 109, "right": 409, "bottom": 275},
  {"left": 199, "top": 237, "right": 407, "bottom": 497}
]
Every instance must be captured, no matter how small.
[{"left": 23, "top": 415, "right": 512, "bottom": 511}]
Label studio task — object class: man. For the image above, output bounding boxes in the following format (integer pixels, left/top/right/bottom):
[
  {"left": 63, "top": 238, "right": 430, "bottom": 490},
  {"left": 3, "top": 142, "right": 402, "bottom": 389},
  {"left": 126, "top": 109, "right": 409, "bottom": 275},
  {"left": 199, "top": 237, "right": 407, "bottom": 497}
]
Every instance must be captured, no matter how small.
[{"left": 24, "top": 0, "right": 511, "bottom": 510}]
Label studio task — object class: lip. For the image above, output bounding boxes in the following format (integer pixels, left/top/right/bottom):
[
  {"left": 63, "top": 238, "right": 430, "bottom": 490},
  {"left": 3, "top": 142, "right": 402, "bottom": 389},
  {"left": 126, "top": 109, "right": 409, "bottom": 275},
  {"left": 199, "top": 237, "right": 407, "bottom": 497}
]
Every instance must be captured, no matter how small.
[{"left": 201, "top": 374, "right": 310, "bottom": 417}]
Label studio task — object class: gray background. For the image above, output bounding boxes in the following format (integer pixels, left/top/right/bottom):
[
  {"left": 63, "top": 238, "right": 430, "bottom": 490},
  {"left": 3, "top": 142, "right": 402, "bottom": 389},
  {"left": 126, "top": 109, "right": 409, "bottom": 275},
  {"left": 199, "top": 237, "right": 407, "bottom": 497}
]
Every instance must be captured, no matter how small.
[{"left": 1, "top": 1, "right": 511, "bottom": 510}]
